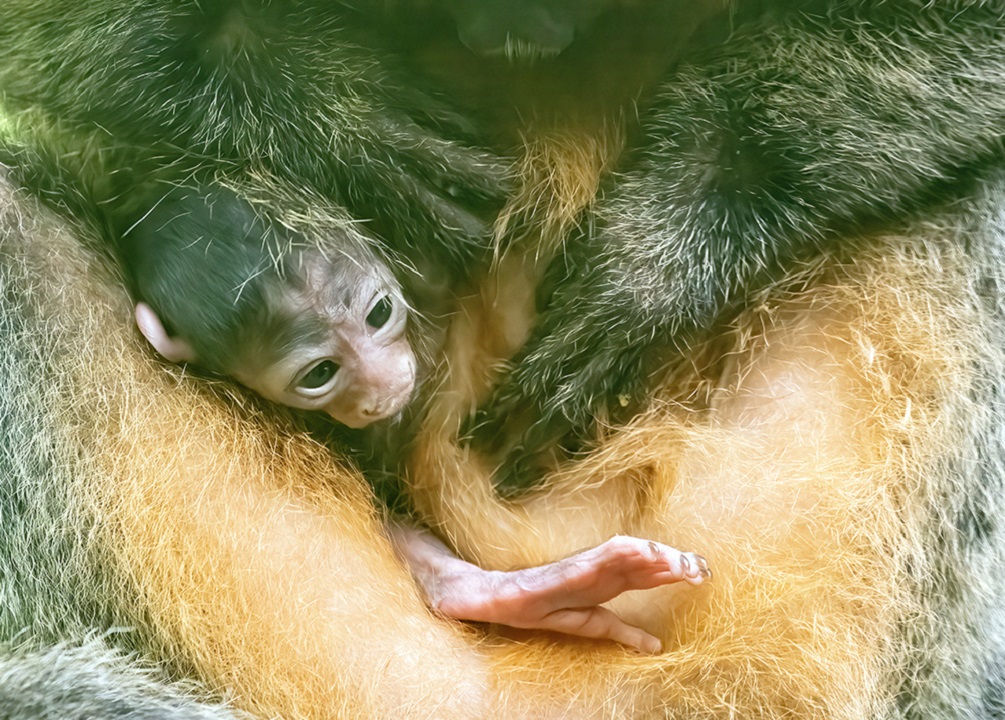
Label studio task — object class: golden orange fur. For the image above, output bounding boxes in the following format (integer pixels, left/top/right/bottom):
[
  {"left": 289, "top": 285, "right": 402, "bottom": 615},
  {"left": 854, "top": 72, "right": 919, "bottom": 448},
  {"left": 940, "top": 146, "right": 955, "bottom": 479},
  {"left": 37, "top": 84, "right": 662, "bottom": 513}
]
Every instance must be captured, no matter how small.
[
  {"left": 401, "top": 137, "right": 991, "bottom": 717},
  {"left": 1, "top": 72, "right": 998, "bottom": 720}
]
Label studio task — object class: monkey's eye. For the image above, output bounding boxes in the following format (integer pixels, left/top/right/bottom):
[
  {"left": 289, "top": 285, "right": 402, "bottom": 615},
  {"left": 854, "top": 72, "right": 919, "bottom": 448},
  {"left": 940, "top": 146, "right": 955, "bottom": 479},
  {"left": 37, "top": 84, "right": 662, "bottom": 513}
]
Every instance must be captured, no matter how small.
[
  {"left": 296, "top": 360, "right": 340, "bottom": 390},
  {"left": 366, "top": 295, "right": 393, "bottom": 329}
]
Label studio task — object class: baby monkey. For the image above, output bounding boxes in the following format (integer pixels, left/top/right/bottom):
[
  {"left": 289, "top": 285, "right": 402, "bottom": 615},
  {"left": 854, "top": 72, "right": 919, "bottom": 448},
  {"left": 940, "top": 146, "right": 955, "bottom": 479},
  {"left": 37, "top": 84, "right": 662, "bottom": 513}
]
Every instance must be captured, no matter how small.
[
  {"left": 125, "top": 187, "right": 414, "bottom": 430},
  {"left": 122, "top": 186, "right": 710, "bottom": 654}
]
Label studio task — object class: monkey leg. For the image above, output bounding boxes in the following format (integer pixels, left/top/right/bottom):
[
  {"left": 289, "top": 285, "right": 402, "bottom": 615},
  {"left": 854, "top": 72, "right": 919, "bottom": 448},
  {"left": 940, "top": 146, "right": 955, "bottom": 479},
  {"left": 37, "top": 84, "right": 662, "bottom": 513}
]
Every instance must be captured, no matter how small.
[
  {"left": 0, "top": 174, "right": 620, "bottom": 718},
  {"left": 406, "top": 181, "right": 1005, "bottom": 717}
]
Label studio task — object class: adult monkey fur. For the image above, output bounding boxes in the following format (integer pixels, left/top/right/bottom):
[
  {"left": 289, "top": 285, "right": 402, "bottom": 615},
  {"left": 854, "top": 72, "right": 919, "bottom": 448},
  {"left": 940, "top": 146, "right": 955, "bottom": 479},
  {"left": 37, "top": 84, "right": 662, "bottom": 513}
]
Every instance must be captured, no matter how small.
[
  {"left": 0, "top": 3, "right": 1005, "bottom": 720},
  {"left": 459, "top": 0, "right": 1005, "bottom": 493}
]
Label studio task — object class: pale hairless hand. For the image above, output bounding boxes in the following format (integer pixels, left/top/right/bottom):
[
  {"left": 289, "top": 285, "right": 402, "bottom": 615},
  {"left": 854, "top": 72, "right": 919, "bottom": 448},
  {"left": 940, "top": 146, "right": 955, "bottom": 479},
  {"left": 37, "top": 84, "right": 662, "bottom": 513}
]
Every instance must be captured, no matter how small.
[{"left": 387, "top": 524, "right": 711, "bottom": 654}]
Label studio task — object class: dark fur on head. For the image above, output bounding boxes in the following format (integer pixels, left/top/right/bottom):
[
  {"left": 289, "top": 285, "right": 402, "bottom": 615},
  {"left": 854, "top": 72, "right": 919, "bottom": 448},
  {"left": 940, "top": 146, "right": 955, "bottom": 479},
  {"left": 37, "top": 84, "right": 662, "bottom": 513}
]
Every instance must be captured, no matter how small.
[{"left": 120, "top": 187, "right": 295, "bottom": 376}]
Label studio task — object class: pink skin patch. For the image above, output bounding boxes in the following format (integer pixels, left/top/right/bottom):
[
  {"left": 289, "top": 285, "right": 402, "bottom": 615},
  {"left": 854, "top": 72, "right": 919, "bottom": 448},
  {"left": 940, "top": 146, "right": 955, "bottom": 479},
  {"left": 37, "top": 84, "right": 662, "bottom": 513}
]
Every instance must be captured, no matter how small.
[{"left": 389, "top": 527, "right": 710, "bottom": 654}]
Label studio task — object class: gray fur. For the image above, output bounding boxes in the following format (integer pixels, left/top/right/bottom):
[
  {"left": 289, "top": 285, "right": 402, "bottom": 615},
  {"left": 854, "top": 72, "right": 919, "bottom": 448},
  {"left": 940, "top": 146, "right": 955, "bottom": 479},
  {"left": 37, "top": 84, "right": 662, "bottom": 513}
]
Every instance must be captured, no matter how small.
[
  {"left": 884, "top": 172, "right": 1005, "bottom": 718},
  {"left": 0, "top": 0, "right": 509, "bottom": 276},
  {"left": 0, "top": 172, "right": 244, "bottom": 718},
  {"left": 472, "top": 0, "right": 1005, "bottom": 493},
  {"left": 0, "top": 641, "right": 244, "bottom": 720}
]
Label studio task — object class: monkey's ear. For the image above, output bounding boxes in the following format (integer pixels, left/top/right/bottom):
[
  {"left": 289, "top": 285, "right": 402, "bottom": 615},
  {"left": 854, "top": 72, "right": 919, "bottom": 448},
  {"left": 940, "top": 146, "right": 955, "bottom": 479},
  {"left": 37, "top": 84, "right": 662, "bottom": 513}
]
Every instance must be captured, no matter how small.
[{"left": 135, "top": 302, "right": 197, "bottom": 364}]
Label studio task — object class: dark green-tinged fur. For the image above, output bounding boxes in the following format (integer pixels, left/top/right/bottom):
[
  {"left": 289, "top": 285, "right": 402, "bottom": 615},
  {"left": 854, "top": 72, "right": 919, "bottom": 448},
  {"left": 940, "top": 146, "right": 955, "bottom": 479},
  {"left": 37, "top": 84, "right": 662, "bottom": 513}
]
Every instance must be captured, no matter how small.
[{"left": 470, "top": 1, "right": 1005, "bottom": 493}]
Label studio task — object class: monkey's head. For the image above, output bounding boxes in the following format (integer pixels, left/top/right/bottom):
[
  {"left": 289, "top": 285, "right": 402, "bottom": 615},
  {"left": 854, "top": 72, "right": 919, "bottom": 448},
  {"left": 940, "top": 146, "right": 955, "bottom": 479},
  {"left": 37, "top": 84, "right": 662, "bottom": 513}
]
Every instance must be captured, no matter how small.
[
  {"left": 124, "top": 187, "right": 416, "bottom": 429},
  {"left": 360, "top": 0, "right": 732, "bottom": 61},
  {"left": 443, "top": 0, "right": 614, "bottom": 59}
]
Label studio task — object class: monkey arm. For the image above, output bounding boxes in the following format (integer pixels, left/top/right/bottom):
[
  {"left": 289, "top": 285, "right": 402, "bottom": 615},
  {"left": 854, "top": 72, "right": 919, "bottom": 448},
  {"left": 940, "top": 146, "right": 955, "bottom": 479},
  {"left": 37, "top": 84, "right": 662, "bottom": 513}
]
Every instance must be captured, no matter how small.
[
  {"left": 386, "top": 523, "right": 710, "bottom": 654},
  {"left": 473, "top": 0, "right": 1005, "bottom": 493},
  {"left": 0, "top": 0, "right": 509, "bottom": 273}
]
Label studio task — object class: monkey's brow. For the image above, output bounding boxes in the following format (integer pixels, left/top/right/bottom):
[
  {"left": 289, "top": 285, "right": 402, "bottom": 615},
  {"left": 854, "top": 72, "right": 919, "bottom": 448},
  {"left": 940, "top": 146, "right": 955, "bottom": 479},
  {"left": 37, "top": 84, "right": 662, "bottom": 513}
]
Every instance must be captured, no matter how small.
[{"left": 260, "top": 309, "right": 330, "bottom": 361}]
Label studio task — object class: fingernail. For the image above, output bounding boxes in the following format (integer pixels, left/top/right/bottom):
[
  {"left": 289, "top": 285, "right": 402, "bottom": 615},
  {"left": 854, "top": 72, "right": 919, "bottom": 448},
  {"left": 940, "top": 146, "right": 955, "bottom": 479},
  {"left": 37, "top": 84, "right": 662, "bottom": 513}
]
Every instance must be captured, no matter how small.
[
  {"left": 680, "top": 554, "right": 691, "bottom": 575},
  {"left": 640, "top": 636, "right": 662, "bottom": 654},
  {"left": 648, "top": 540, "right": 661, "bottom": 559},
  {"left": 695, "top": 555, "right": 712, "bottom": 580}
]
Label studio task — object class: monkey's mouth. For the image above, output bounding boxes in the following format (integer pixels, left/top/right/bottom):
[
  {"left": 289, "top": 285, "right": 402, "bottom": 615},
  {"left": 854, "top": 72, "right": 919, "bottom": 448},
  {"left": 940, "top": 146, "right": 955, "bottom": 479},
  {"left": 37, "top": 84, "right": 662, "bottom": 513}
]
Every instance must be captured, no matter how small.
[{"left": 363, "top": 386, "right": 413, "bottom": 424}]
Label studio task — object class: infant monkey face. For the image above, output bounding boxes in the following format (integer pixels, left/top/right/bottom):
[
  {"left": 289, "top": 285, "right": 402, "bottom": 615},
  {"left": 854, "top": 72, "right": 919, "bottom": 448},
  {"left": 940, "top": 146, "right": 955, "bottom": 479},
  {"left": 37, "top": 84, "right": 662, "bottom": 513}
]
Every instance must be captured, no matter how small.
[
  {"left": 238, "top": 251, "right": 417, "bottom": 428},
  {"left": 313, "top": 303, "right": 417, "bottom": 429}
]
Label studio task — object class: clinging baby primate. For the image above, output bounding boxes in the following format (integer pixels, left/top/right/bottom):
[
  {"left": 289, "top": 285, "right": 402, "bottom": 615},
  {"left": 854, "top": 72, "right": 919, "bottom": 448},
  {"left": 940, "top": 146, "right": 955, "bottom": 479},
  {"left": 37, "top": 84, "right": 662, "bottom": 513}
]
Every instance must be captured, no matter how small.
[
  {"left": 123, "top": 184, "right": 710, "bottom": 653},
  {"left": 2, "top": 0, "right": 1005, "bottom": 717},
  {"left": 123, "top": 186, "right": 417, "bottom": 430}
]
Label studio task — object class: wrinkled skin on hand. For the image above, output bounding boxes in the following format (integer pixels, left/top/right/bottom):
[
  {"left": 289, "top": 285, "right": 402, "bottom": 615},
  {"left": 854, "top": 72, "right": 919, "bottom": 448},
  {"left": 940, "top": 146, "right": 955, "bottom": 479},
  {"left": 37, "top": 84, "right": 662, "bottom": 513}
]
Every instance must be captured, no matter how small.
[{"left": 390, "top": 526, "right": 710, "bottom": 654}]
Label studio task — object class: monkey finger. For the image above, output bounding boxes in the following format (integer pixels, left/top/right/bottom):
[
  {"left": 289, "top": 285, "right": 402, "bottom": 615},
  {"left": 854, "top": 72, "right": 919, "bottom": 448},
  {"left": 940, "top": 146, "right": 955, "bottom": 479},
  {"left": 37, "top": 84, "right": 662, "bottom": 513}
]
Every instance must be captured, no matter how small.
[
  {"left": 506, "top": 538, "right": 711, "bottom": 615},
  {"left": 430, "top": 541, "right": 709, "bottom": 631},
  {"left": 569, "top": 537, "right": 711, "bottom": 583},
  {"left": 602, "top": 542, "right": 709, "bottom": 590},
  {"left": 535, "top": 606, "right": 663, "bottom": 654}
]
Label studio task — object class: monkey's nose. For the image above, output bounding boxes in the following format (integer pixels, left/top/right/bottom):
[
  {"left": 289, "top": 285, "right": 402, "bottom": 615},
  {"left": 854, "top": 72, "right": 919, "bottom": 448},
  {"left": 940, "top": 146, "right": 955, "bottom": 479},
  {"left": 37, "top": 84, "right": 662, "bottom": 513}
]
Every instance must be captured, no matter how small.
[
  {"left": 360, "top": 396, "right": 399, "bottom": 419},
  {"left": 358, "top": 386, "right": 412, "bottom": 421}
]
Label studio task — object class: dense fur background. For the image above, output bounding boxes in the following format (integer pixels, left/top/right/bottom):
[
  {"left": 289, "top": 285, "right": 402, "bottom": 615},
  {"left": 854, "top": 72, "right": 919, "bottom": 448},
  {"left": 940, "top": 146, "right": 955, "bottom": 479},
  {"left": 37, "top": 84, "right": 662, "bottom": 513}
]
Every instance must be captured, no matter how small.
[{"left": 1, "top": 1, "right": 1004, "bottom": 718}]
